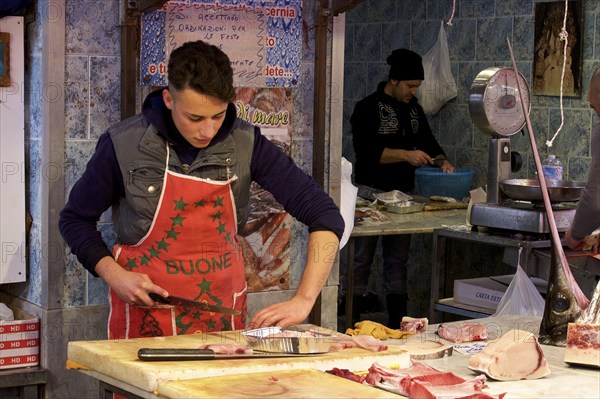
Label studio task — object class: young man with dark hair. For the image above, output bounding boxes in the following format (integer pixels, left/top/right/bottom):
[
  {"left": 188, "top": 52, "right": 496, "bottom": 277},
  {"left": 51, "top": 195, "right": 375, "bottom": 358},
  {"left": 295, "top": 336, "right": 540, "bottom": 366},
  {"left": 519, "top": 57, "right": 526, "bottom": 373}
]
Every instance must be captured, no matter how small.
[{"left": 60, "top": 40, "right": 344, "bottom": 339}]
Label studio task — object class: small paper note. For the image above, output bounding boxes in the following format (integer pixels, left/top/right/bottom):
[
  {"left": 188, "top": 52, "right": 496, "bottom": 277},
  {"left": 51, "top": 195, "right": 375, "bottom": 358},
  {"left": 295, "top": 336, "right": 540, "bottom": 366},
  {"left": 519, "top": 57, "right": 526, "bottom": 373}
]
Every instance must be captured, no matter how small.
[{"left": 453, "top": 342, "right": 487, "bottom": 355}]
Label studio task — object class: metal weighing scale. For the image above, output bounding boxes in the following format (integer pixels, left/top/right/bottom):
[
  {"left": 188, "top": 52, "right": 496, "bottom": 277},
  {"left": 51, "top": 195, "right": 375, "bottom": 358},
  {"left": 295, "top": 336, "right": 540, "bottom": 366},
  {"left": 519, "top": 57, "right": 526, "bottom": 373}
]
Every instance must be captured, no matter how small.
[{"left": 467, "top": 67, "right": 580, "bottom": 234}]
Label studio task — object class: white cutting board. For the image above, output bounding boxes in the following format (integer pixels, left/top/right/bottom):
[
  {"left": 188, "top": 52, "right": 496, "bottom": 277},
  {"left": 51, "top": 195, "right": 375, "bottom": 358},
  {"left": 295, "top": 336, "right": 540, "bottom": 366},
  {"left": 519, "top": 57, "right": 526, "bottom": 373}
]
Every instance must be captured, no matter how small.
[{"left": 67, "top": 330, "right": 411, "bottom": 393}]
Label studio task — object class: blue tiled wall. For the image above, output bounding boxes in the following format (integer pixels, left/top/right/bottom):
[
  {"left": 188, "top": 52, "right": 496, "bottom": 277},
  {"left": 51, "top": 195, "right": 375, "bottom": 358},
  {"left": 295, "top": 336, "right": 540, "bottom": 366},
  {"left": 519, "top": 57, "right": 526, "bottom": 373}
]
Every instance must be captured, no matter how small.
[
  {"left": 62, "top": 0, "right": 120, "bottom": 307},
  {"left": 343, "top": 0, "right": 600, "bottom": 186},
  {"left": 341, "top": 0, "right": 600, "bottom": 316}
]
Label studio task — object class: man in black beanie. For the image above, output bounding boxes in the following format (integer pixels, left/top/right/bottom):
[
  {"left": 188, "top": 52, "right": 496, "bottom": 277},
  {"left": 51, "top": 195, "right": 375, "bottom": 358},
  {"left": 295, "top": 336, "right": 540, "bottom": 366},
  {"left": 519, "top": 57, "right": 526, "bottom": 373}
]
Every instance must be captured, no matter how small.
[{"left": 349, "top": 48, "right": 454, "bottom": 328}]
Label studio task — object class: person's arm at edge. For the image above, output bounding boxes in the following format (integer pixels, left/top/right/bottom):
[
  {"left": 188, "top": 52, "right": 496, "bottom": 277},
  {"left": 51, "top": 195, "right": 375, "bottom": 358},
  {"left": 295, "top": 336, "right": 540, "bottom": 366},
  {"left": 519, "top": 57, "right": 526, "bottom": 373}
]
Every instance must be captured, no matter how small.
[{"left": 566, "top": 127, "right": 600, "bottom": 251}]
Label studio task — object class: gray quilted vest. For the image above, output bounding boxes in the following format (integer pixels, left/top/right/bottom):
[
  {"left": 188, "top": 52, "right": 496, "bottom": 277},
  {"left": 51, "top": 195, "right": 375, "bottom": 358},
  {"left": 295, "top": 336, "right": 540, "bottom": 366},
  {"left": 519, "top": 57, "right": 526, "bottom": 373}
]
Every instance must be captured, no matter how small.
[{"left": 109, "top": 114, "right": 254, "bottom": 244}]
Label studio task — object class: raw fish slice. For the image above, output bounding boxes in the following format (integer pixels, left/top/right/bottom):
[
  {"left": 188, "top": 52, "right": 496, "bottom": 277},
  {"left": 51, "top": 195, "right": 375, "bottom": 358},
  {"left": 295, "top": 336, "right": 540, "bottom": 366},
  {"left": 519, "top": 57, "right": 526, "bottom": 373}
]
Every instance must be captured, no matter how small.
[
  {"left": 329, "top": 335, "right": 389, "bottom": 352},
  {"left": 437, "top": 322, "right": 487, "bottom": 343},
  {"left": 402, "top": 375, "right": 505, "bottom": 399},
  {"left": 468, "top": 329, "right": 550, "bottom": 381},
  {"left": 401, "top": 317, "right": 429, "bottom": 333},
  {"left": 366, "top": 361, "right": 465, "bottom": 396}
]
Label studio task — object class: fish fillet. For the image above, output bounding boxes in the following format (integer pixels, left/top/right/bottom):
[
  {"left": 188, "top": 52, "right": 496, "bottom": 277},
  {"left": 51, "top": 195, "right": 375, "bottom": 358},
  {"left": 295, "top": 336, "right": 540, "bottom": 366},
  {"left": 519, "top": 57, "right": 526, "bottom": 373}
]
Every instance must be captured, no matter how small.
[{"left": 468, "top": 329, "right": 550, "bottom": 381}]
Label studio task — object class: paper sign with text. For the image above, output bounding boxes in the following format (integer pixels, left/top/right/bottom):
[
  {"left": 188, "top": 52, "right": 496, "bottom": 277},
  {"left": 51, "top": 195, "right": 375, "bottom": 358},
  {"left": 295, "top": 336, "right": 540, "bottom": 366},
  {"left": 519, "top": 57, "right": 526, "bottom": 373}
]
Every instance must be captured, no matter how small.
[{"left": 140, "top": 0, "right": 302, "bottom": 88}]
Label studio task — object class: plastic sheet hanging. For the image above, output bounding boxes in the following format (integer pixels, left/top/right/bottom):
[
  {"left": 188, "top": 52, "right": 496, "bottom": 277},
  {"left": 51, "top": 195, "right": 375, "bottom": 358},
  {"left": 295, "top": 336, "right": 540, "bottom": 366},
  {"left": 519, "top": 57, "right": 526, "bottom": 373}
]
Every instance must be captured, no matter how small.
[
  {"left": 339, "top": 157, "right": 358, "bottom": 249},
  {"left": 493, "top": 247, "right": 546, "bottom": 317},
  {"left": 416, "top": 20, "right": 457, "bottom": 115}
]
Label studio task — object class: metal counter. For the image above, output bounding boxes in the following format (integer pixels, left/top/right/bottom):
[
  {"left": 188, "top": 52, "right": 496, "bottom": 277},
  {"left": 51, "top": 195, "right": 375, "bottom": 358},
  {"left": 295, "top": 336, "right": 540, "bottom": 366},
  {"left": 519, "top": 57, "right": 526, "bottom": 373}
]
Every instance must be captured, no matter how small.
[
  {"left": 429, "top": 228, "right": 555, "bottom": 323},
  {"left": 345, "top": 209, "right": 468, "bottom": 329}
]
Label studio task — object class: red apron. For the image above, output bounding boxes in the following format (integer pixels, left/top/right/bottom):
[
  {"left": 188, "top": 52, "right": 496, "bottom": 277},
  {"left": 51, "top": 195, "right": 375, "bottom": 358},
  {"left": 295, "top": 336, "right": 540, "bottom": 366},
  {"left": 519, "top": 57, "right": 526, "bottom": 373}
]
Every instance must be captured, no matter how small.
[{"left": 108, "top": 147, "right": 247, "bottom": 339}]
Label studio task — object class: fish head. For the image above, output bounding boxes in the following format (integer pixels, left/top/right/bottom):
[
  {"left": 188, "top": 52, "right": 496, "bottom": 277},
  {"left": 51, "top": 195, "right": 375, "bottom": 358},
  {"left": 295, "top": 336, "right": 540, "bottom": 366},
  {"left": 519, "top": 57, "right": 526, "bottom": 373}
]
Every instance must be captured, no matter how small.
[{"left": 539, "top": 244, "right": 584, "bottom": 346}]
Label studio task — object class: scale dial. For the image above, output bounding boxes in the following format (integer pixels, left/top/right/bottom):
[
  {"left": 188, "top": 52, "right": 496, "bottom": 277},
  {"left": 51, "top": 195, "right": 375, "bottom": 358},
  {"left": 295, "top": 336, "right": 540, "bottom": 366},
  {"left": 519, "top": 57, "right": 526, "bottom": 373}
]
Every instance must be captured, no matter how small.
[{"left": 469, "top": 67, "right": 530, "bottom": 137}]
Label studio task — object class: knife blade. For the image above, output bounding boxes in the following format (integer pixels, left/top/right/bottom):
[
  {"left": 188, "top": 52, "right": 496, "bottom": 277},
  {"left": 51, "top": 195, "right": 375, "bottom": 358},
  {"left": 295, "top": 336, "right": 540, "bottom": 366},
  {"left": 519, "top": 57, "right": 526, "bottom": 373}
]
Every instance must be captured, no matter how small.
[
  {"left": 137, "top": 348, "right": 322, "bottom": 361},
  {"left": 148, "top": 293, "right": 241, "bottom": 315}
]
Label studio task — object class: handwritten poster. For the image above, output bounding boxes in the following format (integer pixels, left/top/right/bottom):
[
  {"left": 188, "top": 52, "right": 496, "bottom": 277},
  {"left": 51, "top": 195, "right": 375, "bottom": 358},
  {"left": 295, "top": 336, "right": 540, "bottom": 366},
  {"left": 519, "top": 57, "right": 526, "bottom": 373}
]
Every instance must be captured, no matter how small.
[{"left": 140, "top": 0, "right": 302, "bottom": 87}]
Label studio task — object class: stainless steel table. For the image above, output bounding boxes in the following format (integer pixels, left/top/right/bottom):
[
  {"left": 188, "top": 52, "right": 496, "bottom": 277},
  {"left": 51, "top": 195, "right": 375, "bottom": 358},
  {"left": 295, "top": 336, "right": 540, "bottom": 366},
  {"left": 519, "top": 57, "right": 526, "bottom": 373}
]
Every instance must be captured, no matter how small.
[
  {"left": 344, "top": 209, "right": 467, "bottom": 330},
  {"left": 429, "top": 228, "right": 555, "bottom": 323}
]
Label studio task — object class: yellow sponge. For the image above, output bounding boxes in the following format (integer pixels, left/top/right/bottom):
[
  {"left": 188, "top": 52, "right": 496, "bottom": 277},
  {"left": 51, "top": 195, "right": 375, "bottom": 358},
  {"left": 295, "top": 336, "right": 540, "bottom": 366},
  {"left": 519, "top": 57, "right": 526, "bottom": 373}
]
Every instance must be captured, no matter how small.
[{"left": 345, "top": 320, "right": 414, "bottom": 340}]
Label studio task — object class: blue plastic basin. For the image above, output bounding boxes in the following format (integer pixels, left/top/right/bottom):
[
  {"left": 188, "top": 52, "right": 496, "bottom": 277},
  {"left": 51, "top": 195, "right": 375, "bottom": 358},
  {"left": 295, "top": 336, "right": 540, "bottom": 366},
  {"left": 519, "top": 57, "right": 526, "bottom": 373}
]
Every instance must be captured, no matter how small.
[{"left": 415, "top": 168, "right": 474, "bottom": 199}]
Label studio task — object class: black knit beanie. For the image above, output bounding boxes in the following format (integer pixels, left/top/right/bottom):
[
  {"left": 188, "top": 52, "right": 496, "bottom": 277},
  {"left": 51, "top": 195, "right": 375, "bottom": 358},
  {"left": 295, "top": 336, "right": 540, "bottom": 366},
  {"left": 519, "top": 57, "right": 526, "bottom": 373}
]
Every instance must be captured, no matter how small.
[{"left": 387, "top": 48, "right": 424, "bottom": 81}]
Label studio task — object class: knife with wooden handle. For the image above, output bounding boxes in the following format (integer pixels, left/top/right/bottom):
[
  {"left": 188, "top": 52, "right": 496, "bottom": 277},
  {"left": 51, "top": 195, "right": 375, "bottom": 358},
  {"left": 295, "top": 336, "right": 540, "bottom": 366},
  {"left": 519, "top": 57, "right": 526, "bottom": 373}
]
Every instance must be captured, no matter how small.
[
  {"left": 137, "top": 348, "right": 321, "bottom": 361},
  {"left": 148, "top": 293, "right": 241, "bottom": 315}
]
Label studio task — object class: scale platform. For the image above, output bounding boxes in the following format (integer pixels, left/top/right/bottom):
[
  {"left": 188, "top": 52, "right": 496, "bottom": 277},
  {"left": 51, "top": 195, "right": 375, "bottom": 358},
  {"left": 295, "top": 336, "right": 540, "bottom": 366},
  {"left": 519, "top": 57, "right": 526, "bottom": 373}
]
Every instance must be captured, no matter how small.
[{"left": 470, "top": 202, "right": 576, "bottom": 234}]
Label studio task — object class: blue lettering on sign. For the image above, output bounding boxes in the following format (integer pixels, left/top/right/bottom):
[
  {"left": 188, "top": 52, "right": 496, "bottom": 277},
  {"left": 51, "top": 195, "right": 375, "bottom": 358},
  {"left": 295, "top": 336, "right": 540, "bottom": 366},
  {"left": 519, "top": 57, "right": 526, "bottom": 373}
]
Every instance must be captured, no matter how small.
[{"left": 220, "top": 33, "right": 240, "bottom": 40}]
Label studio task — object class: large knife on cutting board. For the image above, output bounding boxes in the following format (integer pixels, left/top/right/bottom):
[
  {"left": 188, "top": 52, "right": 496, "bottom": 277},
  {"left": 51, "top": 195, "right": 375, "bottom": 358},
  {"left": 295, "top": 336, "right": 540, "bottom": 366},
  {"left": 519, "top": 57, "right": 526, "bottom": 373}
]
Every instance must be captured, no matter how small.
[
  {"left": 149, "top": 293, "right": 240, "bottom": 315},
  {"left": 138, "top": 348, "right": 322, "bottom": 361}
]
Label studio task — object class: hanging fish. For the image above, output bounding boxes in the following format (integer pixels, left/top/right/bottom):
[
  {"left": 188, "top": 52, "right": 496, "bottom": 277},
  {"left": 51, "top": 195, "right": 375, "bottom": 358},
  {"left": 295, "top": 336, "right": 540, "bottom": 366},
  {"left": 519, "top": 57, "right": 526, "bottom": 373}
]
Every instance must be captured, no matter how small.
[
  {"left": 538, "top": 241, "right": 590, "bottom": 346},
  {"left": 504, "top": 38, "right": 590, "bottom": 347}
]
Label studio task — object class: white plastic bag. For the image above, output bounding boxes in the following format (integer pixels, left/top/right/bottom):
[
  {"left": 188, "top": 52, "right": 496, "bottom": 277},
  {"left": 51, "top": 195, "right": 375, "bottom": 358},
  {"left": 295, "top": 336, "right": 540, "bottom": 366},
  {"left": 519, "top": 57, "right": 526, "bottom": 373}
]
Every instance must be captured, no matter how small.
[
  {"left": 0, "top": 303, "right": 14, "bottom": 321},
  {"left": 417, "top": 21, "right": 457, "bottom": 115},
  {"left": 493, "top": 252, "right": 546, "bottom": 317},
  {"left": 339, "top": 158, "right": 358, "bottom": 250}
]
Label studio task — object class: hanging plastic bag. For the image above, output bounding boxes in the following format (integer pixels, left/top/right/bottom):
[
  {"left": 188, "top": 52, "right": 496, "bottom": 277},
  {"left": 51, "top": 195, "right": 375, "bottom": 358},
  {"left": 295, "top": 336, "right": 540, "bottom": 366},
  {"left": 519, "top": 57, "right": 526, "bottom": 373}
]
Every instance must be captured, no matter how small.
[
  {"left": 493, "top": 249, "right": 546, "bottom": 317},
  {"left": 339, "top": 157, "right": 358, "bottom": 250},
  {"left": 0, "top": 303, "right": 14, "bottom": 321},
  {"left": 417, "top": 21, "right": 457, "bottom": 115}
]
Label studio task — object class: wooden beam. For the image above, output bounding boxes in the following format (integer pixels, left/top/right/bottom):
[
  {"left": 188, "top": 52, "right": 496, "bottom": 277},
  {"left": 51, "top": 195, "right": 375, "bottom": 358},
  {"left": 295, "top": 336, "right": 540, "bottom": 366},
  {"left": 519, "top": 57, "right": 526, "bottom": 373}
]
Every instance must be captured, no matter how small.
[
  {"left": 312, "top": 0, "right": 329, "bottom": 189},
  {"left": 42, "top": 0, "right": 66, "bottom": 311},
  {"left": 136, "top": 0, "right": 168, "bottom": 13},
  {"left": 120, "top": 1, "right": 169, "bottom": 119},
  {"left": 332, "top": 0, "right": 364, "bottom": 16},
  {"left": 120, "top": 3, "right": 139, "bottom": 119},
  {"left": 308, "top": 0, "right": 332, "bottom": 326}
]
